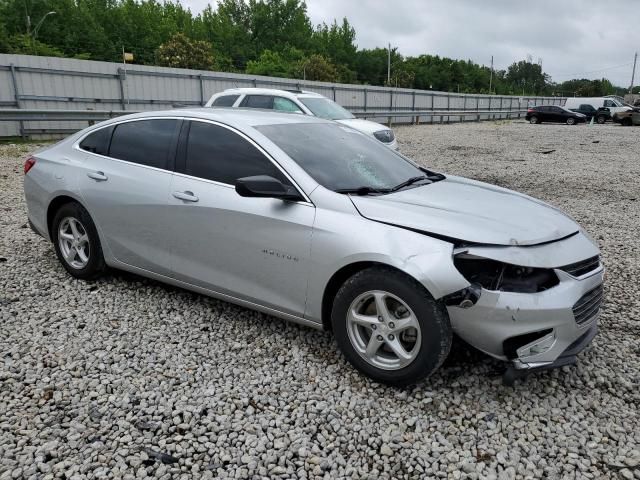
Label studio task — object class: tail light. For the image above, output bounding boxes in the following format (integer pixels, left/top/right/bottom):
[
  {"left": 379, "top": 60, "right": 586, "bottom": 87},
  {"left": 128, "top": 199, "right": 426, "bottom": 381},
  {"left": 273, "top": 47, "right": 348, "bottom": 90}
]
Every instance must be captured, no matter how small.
[
  {"left": 527, "top": 108, "right": 535, "bottom": 113},
  {"left": 24, "top": 156, "right": 36, "bottom": 174}
]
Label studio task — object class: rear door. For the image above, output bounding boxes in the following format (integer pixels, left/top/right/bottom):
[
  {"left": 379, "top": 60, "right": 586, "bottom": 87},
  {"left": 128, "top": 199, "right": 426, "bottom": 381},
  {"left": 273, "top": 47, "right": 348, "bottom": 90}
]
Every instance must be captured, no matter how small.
[
  {"left": 77, "top": 118, "right": 180, "bottom": 275},
  {"left": 167, "top": 119, "right": 315, "bottom": 317}
]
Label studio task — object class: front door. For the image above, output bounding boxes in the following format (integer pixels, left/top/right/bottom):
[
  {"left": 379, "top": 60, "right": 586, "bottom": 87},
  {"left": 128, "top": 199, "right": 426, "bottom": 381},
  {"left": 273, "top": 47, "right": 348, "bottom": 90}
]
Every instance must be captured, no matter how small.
[{"left": 167, "top": 120, "right": 314, "bottom": 317}]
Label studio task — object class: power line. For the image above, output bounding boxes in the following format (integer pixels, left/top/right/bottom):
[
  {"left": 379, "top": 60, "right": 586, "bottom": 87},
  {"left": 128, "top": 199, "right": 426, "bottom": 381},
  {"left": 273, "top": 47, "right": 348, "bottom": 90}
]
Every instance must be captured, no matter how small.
[{"left": 551, "top": 61, "right": 634, "bottom": 79}]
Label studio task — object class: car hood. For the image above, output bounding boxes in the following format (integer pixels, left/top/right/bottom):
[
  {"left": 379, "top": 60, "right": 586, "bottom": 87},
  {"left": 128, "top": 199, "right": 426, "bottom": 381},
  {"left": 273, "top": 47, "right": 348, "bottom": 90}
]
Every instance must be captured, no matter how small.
[
  {"left": 336, "top": 118, "right": 389, "bottom": 135},
  {"left": 349, "top": 175, "right": 579, "bottom": 246}
]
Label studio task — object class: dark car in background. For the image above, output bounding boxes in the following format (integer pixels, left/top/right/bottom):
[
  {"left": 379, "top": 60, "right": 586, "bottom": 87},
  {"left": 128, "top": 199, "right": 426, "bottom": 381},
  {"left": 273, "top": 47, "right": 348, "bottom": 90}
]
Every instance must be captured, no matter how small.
[
  {"left": 526, "top": 106, "right": 587, "bottom": 125},
  {"left": 569, "top": 104, "right": 610, "bottom": 124}
]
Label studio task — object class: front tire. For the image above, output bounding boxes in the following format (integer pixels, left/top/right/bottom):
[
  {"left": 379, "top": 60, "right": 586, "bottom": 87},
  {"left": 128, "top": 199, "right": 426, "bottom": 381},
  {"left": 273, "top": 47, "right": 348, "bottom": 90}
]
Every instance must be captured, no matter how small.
[
  {"left": 596, "top": 115, "right": 607, "bottom": 124},
  {"left": 566, "top": 117, "right": 576, "bottom": 125},
  {"left": 51, "top": 202, "right": 106, "bottom": 280},
  {"left": 331, "top": 267, "right": 452, "bottom": 387}
]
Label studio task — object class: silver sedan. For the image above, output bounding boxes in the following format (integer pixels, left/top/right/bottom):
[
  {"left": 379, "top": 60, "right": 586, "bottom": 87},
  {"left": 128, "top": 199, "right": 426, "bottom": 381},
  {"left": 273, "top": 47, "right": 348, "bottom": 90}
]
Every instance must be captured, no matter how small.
[{"left": 23, "top": 109, "right": 604, "bottom": 386}]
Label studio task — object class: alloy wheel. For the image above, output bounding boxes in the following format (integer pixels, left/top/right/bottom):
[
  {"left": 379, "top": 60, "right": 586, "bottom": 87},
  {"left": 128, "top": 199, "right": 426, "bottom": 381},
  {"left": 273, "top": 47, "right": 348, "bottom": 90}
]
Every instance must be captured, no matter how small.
[
  {"left": 58, "top": 216, "right": 91, "bottom": 269},
  {"left": 346, "top": 290, "right": 421, "bottom": 370}
]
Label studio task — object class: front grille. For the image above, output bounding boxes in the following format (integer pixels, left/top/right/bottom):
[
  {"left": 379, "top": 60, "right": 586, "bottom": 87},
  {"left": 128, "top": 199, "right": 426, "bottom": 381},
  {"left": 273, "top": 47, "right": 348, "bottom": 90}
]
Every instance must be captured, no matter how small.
[
  {"left": 559, "top": 255, "right": 600, "bottom": 277},
  {"left": 572, "top": 284, "right": 604, "bottom": 325}
]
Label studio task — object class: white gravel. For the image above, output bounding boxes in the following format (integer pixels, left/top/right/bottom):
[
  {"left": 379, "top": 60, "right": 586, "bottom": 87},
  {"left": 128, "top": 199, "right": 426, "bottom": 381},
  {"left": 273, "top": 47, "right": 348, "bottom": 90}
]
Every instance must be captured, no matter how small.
[{"left": 1, "top": 120, "right": 639, "bottom": 479}]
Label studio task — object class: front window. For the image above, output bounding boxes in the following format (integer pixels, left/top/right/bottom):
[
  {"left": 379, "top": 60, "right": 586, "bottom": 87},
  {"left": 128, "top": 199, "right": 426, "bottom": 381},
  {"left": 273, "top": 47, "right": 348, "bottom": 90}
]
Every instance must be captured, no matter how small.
[
  {"left": 273, "top": 97, "right": 303, "bottom": 113},
  {"left": 299, "top": 97, "right": 355, "bottom": 120},
  {"left": 240, "top": 95, "right": 274, "bottom": 109},
  {"left": 256, "top": 122, "right": 423, "bottom": 191},
  {"left": 186, "top": 121, "right": 289, "bottom": 185}
]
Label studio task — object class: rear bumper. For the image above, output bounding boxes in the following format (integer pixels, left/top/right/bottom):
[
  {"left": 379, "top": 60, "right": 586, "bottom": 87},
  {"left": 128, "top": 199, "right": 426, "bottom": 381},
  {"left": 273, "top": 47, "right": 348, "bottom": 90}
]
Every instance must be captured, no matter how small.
[{"left": 448, "top": 266, "right": 604, "bottom": 369}]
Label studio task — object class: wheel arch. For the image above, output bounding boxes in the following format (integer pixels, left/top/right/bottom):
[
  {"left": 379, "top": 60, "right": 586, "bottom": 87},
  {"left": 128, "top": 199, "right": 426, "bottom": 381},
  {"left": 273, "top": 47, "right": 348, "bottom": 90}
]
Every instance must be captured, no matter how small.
[
  {"left": 46, "top": 194, "right": 87, "bottom": 241},
  {"left": 321, "top": 261, "right": 425, "bottom": 331}
]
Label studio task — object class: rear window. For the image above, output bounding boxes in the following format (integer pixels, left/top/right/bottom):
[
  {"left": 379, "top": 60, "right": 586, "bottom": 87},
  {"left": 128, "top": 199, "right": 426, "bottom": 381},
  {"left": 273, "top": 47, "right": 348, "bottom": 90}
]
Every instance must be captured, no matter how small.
[
  {"left": 109, "top": 119, "right": 178, "bottom": 170},
  {"left": 212, "top": 95, "right": 240, "bottom": 107},
  {"left": 79, "top": 126, "right": 113, "bottom": 155}
]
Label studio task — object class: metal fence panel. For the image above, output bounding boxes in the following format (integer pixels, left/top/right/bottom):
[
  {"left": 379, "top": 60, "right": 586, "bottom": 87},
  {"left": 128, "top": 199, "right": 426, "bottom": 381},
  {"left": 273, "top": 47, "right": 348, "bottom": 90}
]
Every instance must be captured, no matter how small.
[{"left": 0, "top": 53, "right": 566, "bottom": 138}]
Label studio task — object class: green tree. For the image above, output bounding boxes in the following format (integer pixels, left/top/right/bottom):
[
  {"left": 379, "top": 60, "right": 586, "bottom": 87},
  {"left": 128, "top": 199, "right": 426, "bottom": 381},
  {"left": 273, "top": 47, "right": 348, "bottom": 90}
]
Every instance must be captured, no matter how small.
[
  {"left": 4, "top": 34, "right": 64, "bottom": 56},
  {"left": 200, "top": 0, "right": 253, "bottom": 70},
  {"left": 506, "top": 60, "right": 549, "bottom": 95},
  {"left": 298, "top": 54, "right": 338, "bottom": 82},
  {"left": 312, "top": 18, "right": 356, "bottom": 67},
  {"left": 248, "top": 0, "right": 313, "bottom": 54},
  {"left": 0, "top": 20, "right": 9, "bottom": 53},
  {"left": 246, "top": 49, "right": 296, "bottom": 77},
  {"left": 0, "top": 0, "right": 630, "bottom": 96},
  {"left": 155, "top": 33, "right": 214, "bottom": 70}
]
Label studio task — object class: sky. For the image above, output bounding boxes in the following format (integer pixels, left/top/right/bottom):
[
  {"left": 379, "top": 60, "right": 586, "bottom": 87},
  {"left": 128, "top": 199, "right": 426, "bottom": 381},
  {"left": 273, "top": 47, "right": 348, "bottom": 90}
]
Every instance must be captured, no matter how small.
[{"left": 180, "top": 0, "right": 639, "bottom": 87}]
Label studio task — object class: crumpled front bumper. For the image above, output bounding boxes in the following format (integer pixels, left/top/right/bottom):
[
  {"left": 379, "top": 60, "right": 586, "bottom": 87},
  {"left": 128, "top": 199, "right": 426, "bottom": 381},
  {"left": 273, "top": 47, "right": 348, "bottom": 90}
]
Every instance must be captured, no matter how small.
[{"left": 447, "top": 265, "right": 604, "bottom": 370}]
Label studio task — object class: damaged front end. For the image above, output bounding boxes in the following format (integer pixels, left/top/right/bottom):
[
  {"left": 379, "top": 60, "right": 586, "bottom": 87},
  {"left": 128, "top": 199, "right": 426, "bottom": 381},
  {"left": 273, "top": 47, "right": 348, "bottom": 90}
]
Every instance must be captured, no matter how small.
[{"left": 441, "top": 231, "right": 604, "bottom": 385}]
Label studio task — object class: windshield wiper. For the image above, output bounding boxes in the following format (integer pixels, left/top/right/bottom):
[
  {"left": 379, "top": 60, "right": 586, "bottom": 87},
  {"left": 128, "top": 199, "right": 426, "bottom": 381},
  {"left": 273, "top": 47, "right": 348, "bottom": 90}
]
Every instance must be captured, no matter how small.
[
  {"left": 389, "top": 175, "right": 431, "bottom": 192},
  {"left": 335, "top": 186, "right": 390, "bottom": 195},
  {"left": 419, "top": 167, "right": 446, "bottom": 181}
]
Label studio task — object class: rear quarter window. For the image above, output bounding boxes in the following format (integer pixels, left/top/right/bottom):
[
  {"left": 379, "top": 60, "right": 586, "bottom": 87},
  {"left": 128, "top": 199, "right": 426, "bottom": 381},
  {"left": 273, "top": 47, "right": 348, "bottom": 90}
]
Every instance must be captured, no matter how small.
[{"left": 79, "top": 126, "right": 114, "bottom": 155}]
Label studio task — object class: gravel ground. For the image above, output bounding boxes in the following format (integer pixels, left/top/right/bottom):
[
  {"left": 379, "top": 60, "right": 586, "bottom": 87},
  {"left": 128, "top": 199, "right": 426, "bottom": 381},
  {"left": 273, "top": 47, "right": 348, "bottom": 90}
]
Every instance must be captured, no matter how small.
[{"left": 1, "top": 120, "right": 639, "bottom": 480}]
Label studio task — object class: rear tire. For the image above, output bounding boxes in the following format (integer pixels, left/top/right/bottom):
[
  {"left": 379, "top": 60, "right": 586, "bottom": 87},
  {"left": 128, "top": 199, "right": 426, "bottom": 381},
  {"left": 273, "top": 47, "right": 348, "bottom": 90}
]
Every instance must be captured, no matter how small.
[
  {"left": 622, "top": 117, "right": 632, "bottom": 126},
  {"left": 331, "top": 267, "right": 452, "bottom": 387},
  {"left": 51, "top": 202, "right": 106, "bottom": 280},
  {"left": 566, "top": 117, "right": 576, "bottom": 125},
  {"left": 529, "top": 116, "right": 539, "bottom": 124}
]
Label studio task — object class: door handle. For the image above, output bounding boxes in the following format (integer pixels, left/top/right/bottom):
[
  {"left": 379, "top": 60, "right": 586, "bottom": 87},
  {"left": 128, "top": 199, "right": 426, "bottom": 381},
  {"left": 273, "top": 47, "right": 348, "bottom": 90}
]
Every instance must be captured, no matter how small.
[
  {"left": 172, "top": 190, "right": 199, "bottom": 202},
  {"left": 87, "top": 171, "right": 108, "bottom": 181}
]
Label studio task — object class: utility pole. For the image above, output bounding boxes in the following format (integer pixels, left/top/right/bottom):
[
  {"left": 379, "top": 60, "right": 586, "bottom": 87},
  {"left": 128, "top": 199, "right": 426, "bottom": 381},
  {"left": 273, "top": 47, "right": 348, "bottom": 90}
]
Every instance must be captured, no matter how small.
[
  {"left": 23, "top": 0, "right": 30, "bottom": 35},
  {"left": 387, "top": 43, "right": 391, "bottom": 86},
  {"left": 489, "top": 55, "right": 494, "bottom": 94},
  {"left": 630, "top": 52, "right": 638, "bottom": 94}
]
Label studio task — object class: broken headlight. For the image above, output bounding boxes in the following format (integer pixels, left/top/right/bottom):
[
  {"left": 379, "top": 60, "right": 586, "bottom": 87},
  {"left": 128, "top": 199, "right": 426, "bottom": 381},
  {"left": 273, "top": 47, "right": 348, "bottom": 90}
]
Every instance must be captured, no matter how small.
[{"left": 453, "top": 255, "right": 559, "bottom": 293}]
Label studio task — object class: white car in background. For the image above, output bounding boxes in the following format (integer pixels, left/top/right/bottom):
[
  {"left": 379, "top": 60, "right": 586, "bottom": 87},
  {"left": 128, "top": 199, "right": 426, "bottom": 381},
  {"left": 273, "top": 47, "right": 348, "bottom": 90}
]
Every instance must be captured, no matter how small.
[
  {"left": 206, "top": 88, "right": 398, "bottom": 150},
  {"left": 563, "top": 96, "right": 632, "bottom": 116}
]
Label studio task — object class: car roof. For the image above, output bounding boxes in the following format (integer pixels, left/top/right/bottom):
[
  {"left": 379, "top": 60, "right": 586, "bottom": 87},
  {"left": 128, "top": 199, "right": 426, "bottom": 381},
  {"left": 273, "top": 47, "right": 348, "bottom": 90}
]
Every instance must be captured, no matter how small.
[
  {"left": 215, "top": 87, "right": 325, "bottom": 99},
  {"left": 100, "top": 107, "right": 332, "bottom": 129}
]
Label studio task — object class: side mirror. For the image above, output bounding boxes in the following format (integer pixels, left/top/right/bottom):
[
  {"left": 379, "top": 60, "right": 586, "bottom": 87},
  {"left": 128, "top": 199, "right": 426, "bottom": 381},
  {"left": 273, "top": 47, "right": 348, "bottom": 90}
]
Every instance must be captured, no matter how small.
[{"left": 235, "top": 175, "right": 303, "bottom": 202}]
